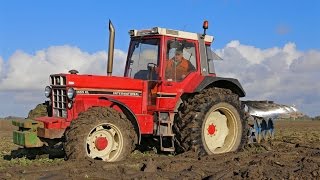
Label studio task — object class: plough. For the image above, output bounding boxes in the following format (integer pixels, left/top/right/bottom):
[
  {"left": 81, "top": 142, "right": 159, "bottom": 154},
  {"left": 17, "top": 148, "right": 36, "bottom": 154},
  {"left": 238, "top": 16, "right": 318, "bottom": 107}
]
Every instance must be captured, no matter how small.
[{"left": 243, "top": 101, "right": 299, "bottom": 143}]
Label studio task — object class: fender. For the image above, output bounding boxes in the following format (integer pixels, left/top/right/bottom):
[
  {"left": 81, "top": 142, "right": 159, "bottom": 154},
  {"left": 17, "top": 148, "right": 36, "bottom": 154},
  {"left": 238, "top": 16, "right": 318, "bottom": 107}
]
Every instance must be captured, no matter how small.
[
  {"left": 194, "top": 76, "right": 246, "bottom": 97},
  {"left": 98, "top": 96, "right": 141, "bottom": 144}
]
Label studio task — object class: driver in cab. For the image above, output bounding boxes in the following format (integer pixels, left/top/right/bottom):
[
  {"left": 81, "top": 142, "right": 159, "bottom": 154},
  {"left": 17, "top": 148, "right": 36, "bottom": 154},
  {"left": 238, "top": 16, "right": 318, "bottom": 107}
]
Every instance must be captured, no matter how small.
[{"left": 165, "top": 49, "right": 195, "bottom": 81}]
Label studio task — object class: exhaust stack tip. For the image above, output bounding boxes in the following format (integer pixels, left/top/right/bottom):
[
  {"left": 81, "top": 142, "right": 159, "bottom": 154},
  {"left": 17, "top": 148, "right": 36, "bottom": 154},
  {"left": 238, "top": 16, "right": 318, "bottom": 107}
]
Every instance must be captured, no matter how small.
[{"left": 107, "top": 20, "right": 115, "bottom": 76}]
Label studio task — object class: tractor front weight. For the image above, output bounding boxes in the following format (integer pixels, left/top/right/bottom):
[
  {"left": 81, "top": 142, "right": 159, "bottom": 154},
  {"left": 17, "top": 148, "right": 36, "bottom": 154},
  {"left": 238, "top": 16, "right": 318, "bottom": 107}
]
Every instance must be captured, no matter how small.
[{"left": 12, "top": 119, "right": 44, "bottom": 148}]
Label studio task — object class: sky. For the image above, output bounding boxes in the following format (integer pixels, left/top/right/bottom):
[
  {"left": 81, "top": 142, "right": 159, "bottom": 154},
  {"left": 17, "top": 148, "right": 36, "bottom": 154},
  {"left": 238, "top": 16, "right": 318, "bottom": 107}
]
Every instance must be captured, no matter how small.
[{"left": 0, "top": 0, "right": 319, "bottom": 117}]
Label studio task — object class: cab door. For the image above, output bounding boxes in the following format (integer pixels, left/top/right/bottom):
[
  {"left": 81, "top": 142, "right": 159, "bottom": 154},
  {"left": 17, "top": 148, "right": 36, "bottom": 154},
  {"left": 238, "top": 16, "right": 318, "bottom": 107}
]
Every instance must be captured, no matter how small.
[
  {"left": 157, "top": 37, "right": 200, "bottom": 110},
  {"left": 124, "top": 37, "right": 163, "bottom": 111}
]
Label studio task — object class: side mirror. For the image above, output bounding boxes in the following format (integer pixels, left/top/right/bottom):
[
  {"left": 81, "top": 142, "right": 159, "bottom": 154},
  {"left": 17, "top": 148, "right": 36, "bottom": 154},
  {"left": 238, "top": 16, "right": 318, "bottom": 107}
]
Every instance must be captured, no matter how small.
[
  {"left": 207, "top": 48, "right": 213, "bottom": 61},
  {"left": 206, "top": 46, "right": 222, "bottom": 61}
]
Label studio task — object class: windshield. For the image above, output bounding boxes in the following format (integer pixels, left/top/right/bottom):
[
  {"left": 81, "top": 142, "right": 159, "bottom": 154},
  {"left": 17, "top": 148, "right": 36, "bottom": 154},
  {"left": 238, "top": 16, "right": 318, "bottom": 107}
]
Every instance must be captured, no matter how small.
[{"left": 126, "top": 39, "right": 159, "bottom": 80}]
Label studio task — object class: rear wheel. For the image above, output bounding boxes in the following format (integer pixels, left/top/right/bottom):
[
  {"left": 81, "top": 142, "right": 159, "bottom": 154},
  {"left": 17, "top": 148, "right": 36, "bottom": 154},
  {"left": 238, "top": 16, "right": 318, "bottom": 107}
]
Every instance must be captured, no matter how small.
[
  {"left": 64, "top": 107, "right": 137, "bottom": 162},
  {"left": 202, "top": 102, "right": 242, "bottom": 153},
  {"left": 174, "top": 88, "right": 247, "bottom": 155}
]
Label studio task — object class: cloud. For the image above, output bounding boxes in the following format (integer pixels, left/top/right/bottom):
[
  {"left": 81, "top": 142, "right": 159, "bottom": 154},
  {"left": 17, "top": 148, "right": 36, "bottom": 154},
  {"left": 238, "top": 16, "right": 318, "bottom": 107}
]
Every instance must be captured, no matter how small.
[
  {"left": 0, "top": 90, "right": 44, "bottom": 117},
  {"left": 0, "top": 56, "right": 3, "bottom": 78},
  {"left": 215, "top": 41, "right": 320, "bottom": 116},
  {"left": 276, "top": 24, "right": 291, "bottom": 35},
  {"left": 0, "top": 43, "right": 319, "bottom": 117},
  {"left": 290, "top": 50, "right": 320, "bottom": 73},
  {"left": 0, "top": 46, "right": 127, "bottom": 91},
  {"left": 0, "top": 46, "right": 127, "bottom": 117}
]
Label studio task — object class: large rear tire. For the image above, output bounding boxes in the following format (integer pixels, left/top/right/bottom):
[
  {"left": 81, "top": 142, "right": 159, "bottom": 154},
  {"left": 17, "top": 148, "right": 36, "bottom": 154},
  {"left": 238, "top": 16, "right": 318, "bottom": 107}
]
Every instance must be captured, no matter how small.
[
  {"left": 174, "top": 88, "right": 247, "bottom": 155},
  {"left": 64, "top": 107, "right": 137, "bottom": 162}
]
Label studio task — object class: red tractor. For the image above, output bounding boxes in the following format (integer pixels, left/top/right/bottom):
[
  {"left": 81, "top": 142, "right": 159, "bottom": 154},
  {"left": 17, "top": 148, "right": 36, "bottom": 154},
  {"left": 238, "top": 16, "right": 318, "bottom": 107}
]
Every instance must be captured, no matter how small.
[{"left": 12, "top": 21, "right": 247, "bottom": 161}]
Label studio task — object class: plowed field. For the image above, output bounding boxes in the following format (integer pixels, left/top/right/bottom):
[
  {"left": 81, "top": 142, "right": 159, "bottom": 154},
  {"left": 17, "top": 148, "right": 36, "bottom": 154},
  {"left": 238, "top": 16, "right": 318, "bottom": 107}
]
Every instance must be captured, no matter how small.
[{"left": 0, "top": 120, "right": 319, "bottom": 179}]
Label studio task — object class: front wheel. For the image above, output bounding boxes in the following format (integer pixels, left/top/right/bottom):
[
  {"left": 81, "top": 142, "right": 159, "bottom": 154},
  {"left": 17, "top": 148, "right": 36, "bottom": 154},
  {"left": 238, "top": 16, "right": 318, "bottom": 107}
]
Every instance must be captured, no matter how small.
[{"left": 64, "top": 107, "right": 137, "bottom": 162}]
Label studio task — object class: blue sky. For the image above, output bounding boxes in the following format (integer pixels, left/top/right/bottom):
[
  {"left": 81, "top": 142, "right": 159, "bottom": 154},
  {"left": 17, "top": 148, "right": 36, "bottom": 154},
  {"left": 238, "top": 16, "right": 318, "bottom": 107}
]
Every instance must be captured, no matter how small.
[
  {"left": 0, "top": 1, "right": 320, "bottom": 117},
  {"left": 1, "top": 0, "right": 319, "bottom": 59}
]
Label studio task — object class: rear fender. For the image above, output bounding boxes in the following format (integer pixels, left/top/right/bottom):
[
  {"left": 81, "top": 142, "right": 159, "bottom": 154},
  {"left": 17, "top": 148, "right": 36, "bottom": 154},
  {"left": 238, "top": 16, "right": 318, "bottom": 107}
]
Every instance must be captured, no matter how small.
[
  {"left": 98, "top": 96, "right": 141, "bottom": 144},
  {"left": 194, "top": 76, "right": 246, "bottom": 97}
]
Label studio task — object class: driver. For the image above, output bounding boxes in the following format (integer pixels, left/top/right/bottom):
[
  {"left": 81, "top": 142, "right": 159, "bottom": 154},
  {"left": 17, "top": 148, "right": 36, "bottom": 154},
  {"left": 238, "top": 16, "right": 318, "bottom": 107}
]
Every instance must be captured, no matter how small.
[{"left": 165, "top": 49, "right": 195, "bottom": 81}]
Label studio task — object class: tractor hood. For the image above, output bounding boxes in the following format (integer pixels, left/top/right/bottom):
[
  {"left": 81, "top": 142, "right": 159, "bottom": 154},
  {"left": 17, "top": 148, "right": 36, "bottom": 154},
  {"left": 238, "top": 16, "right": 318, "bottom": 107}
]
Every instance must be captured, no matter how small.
[{"left": 51, "top": 73, "right": 144, "bottom": 91}]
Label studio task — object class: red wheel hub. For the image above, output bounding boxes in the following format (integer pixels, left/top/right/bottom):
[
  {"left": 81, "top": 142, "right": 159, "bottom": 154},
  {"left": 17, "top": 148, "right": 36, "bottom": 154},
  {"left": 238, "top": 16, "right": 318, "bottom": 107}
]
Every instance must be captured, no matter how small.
[
  {"left": 95, "top": 137, "right": 108, "bottom": 151},
  {"left": 207, "top": 124, "right": 216, "bottom": 135}
]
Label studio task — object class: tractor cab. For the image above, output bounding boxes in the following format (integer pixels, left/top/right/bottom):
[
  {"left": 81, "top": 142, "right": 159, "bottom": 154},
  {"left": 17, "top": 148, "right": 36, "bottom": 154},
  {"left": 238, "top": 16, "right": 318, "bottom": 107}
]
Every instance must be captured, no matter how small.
[
  {"left": 125, "top": 24, "right": 222, "bottom": 109},
  {"left": 125, "top": 26, "right": 219, "bottom": 82}
]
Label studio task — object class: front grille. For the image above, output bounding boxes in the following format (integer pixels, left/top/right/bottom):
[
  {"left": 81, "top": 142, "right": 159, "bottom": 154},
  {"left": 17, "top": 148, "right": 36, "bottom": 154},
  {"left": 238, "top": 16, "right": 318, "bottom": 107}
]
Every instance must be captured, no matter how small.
[
  {"left": 52, "top": 88, "right": 67, "bottom": 118},
  {"left": 50, "top": 75, "right": 67, "bottom": 118},
  {"left": 50, "top": 75, "right": 66, "bottom": 86}
]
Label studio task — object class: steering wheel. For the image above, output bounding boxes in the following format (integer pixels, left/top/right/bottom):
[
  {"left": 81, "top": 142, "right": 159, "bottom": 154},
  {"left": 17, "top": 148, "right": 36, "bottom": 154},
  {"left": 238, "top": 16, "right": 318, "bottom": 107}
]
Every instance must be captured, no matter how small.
[
  {"left": 147, "top": 63, "right": 158, "bottom": 80},
  {"left": 147, "top": 63, "right": 157, "bottom": 70}
]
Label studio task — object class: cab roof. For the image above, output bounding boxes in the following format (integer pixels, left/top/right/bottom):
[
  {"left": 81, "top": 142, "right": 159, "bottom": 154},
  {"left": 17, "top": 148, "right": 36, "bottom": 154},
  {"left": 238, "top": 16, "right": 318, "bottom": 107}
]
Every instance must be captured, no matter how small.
[{"left": 129, "top": 27, "right": 214, "bottom": 43}]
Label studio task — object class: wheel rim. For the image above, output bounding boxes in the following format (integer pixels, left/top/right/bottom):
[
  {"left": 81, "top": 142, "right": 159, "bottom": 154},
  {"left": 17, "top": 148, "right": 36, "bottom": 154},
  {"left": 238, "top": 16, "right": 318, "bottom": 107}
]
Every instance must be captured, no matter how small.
[
  {"left": 86, "top": 123, "right": 124, "bottom": 161},
  {"left": 202, "top": 104, "right": 241, "bottom": 154}
]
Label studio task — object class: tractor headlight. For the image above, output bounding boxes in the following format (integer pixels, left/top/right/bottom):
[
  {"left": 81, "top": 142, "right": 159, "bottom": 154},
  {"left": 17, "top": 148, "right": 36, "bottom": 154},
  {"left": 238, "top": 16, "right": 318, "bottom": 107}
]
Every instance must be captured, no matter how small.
[
  {"left": 45, "top": 86, "right": 52, "bottom": 98},
  {"left": 67, "top": 88, "right": 76, "bottom": 100}
]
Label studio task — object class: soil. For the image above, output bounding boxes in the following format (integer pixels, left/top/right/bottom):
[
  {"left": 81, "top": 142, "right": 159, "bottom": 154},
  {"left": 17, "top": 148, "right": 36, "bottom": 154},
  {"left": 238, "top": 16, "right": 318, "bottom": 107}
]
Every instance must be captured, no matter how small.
[{"left": 0, "top": 120, "right": 320, "bottom": 179}]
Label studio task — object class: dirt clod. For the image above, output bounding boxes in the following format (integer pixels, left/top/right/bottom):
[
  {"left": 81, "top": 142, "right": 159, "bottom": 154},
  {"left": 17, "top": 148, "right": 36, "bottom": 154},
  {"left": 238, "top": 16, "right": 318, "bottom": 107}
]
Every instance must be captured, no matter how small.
[
  {"left": 312, "top": 170, "right": 318, "bottom": 177},
  {"left": 142, "top": 158, "right": 157, "bottom": 172}
]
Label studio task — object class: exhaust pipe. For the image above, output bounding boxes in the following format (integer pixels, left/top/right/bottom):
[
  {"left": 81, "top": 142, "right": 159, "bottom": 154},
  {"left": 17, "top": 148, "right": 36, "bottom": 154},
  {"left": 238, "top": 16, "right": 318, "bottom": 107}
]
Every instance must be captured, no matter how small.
[{"left": 107, "top": 20, "right": 115, "bottom": 76}]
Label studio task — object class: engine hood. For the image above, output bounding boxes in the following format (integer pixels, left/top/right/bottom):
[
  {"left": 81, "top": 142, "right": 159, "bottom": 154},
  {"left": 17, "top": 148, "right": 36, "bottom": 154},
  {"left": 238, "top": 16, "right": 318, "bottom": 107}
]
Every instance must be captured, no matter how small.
[{"left": 52, "top": 74, "right": 144, "bottom": 90}]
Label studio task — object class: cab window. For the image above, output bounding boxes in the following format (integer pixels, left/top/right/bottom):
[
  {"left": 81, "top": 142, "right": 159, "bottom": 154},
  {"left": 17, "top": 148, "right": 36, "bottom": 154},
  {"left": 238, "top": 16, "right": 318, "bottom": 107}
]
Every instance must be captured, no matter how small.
[
  {"left": 165, "top": 39, "right": 196, "bottom": 81},
  {"left": 127, "top": 39, "right": 159, "bottom": 80},
  {"left": 206, "top": 45, "right": 222, "bottom": 74}
]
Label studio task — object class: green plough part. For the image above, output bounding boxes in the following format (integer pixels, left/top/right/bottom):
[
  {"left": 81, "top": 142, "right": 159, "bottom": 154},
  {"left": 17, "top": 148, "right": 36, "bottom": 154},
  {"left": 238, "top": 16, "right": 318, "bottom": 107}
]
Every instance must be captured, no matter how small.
[{"left": 12, "top": 119, "right": 44, "bottom": 148}]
